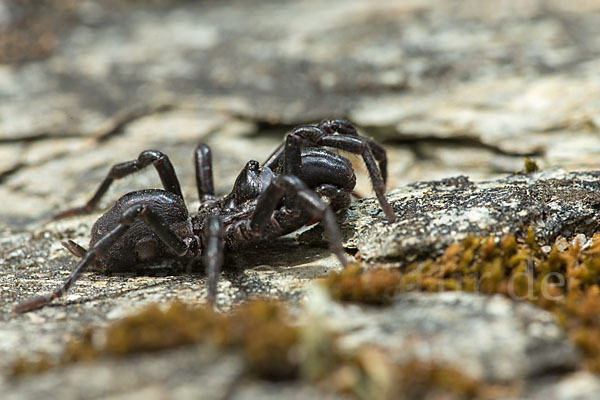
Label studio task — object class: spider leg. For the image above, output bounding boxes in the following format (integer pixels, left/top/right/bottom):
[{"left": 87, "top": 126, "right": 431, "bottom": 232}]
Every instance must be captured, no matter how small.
[
  {"left": 248, "top": 175, "right": 349, "bottom": 267},
  {"left": 318, "top": 119, "right": 388, "bottom": 184},
  {"left": 53, "top": 150, "right": 184, "bottom": 219},
  {"left": 262, "top": 142, "right": 284, "bottom": 170},
  {"left": 203, "top": 215, "right": 224, "bottom": 304},
  {"left": 194, "top": 144, "right": 216, "bottom": 203},
  {"left": 62, "top": 240, "right": 88, "bottom": 258},
  {"left": 264, "top": 120, "right": 388, "bottom": 185},
  {"left": 262, "top": 126, "right": 326, "bottom": 171},
  {"left": 288, "top": 127, "right": 396, "bottom": 222},
  {"left": 317, "top": 135, "right": 394, "bottom": 222},
  {"left": 314, "top": 183, "right": 352, "bottom": 212},
  {"left": 318, "top": 119, "right": 360, "bottom": 136},
  {"left": 13, "top": 204, "right": 196, "bottom": 313}
]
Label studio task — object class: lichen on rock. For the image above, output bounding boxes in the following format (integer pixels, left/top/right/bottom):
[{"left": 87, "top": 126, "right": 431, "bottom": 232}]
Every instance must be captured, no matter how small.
[{"left": 340, "top": 170, "right": 600, "bottom": 262}]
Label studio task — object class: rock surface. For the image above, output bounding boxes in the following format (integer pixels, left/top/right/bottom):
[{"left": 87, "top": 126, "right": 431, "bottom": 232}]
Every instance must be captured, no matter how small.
[
  {"left": 318, "top": 290, "right": 579, "bottom": 382},
  {"left": 340, "top": 170, "right": 600, "bottom": 261},
  {"left": 528, "top": 372, "right": 600, "bottom": 400},
  {"left": 2, "top": 171, "right": 599, "bottom": 398}
]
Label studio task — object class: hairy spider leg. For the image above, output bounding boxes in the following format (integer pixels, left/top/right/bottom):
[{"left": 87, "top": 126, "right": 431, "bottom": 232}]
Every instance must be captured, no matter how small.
[
  {"left": 13, "top": 204, "right": 197, "bottom": 313},
  {"left": 286, "top": 126, "right": 396, "bottom": 222},
  {"left": 203, "top": 215, "right": 224, "bottom": 304},
  {"left": 194, "top": 144, "right": 216, "bottom": 203},
  {"left": 53, "top": 150, "right": 184, "bottom": 219},
  {"left": 247, "top": 175, "right": 349, "bottom": 267}
]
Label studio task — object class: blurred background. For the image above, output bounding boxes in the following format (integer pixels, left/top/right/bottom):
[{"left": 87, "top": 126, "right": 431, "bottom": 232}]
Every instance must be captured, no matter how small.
[{"left": 1, "top": 0, "right": 599, "bottom": 228}]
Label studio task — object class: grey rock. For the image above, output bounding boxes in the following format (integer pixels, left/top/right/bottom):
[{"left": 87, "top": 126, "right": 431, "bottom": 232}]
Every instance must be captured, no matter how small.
[
  {"left": 340, "top": 170, "right": 600, "bottom": 261},
  {"left": 1, "top": 169, "right": 593, "bottom": 396},
  {"left": 0, "top": 213, "right": 343, "bottom": 366},
  {"left": 2, "top": 0, "right": 600, "bottom": 191},
  {"left": 527, "top": 371, "right": 600, "bottom": 400},
  {"left": 2, "top": 342, "right": 348, "bottom": 400},
  {"left": 1, "top": 345, "right": 246, "bottom": 400},
  {"left": 351, "top": 77, "right": 600, "bottom": 156},
  {"left": 231, "top": 382, "right": 348, "bottom": 400},
  {"left": 314, "top": 290, "right": 579, "bottom": 383},
  {"left": 3, "top": 0, "right": 599, "bottom": 140}
]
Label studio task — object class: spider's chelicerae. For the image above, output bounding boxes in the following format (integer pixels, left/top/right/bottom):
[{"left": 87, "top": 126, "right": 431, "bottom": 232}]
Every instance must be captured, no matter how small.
[{"left": 13, "top": 119, "right": 396, "bottom": 313}]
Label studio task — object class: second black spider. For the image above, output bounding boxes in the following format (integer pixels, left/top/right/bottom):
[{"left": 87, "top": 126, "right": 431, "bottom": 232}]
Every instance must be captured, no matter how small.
[{"left": 13, "top": 119, "right": 396, "bottom": 312}]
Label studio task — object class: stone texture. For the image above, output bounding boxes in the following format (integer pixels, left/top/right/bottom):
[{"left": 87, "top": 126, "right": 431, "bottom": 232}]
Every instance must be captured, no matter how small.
[
  {"left": 2, "top": 0, "right": 600, "bottom": 229},
  {"left": 0, "top": 223, "right": 342, "bottom": 369},
  {"left": 312, "top": 290, "right": 579, "bottom": 383},
  {"left": 2, "top": 343, "right": 348, "bottom": 400},
  {"left": 339, "top": 170, "right": 600, "bottom": 261},
  {"left": 528, "top": 372, "right": 600, "bottom": 400},
  {"left": 2, "top": 345, "right": 246, "bottom": 400},
  {"left": 351, "top": 77, "right": 600, "bottom": 157},
  {"left": 2, "top": 169, "right": 595, "bottom": 398}
]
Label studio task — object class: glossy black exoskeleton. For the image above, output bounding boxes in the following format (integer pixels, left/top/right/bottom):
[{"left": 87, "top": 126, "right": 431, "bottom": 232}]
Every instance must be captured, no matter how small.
[{"left": 13, "top": 120, "right": 396, "bottom": 312}]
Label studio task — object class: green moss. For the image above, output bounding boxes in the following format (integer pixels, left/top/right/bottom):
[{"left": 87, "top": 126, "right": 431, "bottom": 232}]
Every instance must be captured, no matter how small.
[
  {"left": 320, "top": 263, "right": 401, "bottom": 305},
  {"left": 11, "top": 354, "right": 53, "bottom": 376},
  {"left": 324, "top": 228, "right": 600, "bottom": 374},
  {"left": 523, "top": 157, "right": 539, "bottom": 173}
]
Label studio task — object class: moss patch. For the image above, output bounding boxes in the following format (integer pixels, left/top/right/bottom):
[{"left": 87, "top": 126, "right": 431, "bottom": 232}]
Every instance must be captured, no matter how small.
[
  {"left": 11, "top": 298, "right": 491, "bottom": 399},
  {"left": 13, "top": 300, "right": 299, "bottom": 380},
  {"left": 323, "top": 347, "right": 500, "bottom": 400},
  {"left": 522, "top": 157, "right": 539, "bottom": 173},
  {"left": 321, "top": 263, "right": 401, "bottom": 305},
  {"left": 322, "top": 229, "right": 600, "bottom": 373}
]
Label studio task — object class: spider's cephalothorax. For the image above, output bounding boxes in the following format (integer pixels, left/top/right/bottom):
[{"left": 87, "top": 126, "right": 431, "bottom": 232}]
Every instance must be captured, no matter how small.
[{"left": 13, "top": 120, "right": 396, "bottom": 312}]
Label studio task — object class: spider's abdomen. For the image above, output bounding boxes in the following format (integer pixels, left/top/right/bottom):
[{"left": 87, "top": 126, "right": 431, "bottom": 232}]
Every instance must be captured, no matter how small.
[
  {"left": 90, "top": 189, "right": 192, "bottom": 270},
  {"left": 298, "top": 148, "right": 356, "bottom": 191}
]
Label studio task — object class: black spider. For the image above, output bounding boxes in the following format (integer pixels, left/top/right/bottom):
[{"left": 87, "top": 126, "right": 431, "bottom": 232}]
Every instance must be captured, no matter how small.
[{"left": 13, "top": 119, "right": 396, "bottom": 313}]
